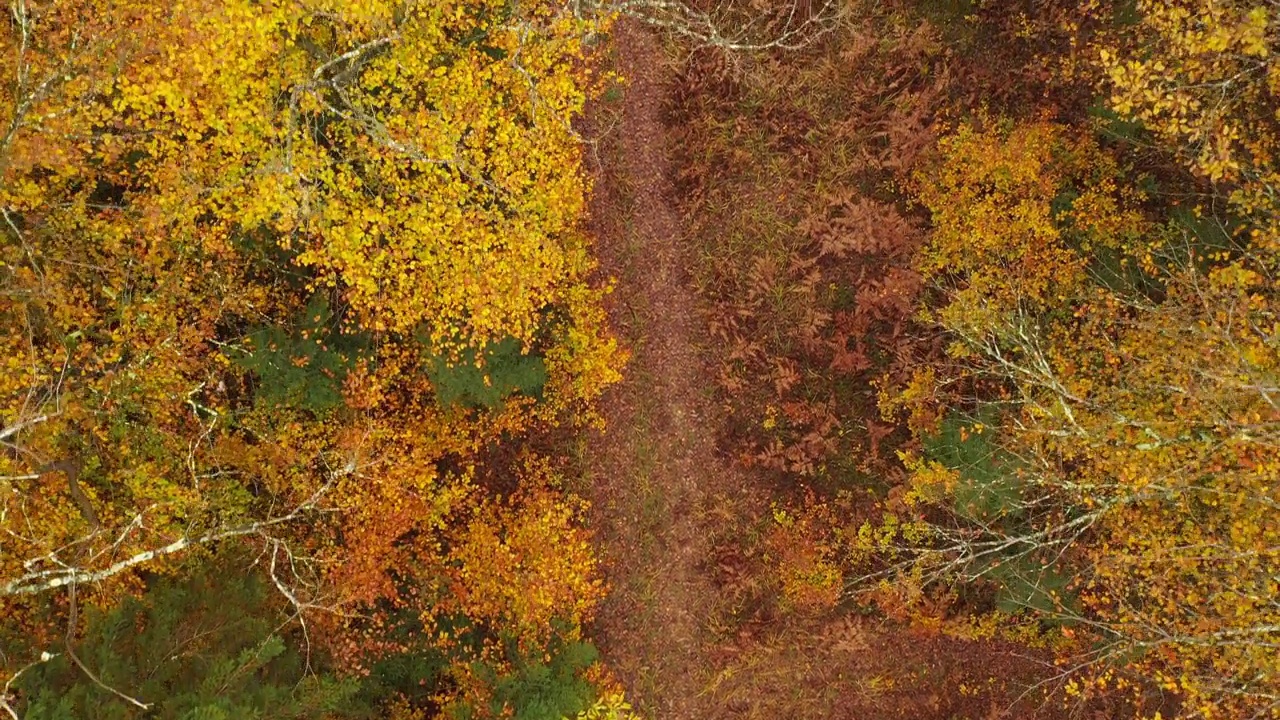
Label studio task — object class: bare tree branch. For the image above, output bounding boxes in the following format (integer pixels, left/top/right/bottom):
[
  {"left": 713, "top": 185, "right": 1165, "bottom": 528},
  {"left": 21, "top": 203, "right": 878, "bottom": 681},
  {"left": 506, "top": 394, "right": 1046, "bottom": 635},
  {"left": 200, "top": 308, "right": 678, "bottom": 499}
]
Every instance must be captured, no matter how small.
[
  {"left": 64, "top": 582, "right": 151, "bottom": 711},
  {"left": 0, "top": 651, "right": 58, "bottom": 720},
  {"left": 1, "top": 476, "right": 336, "bottom": 597}
]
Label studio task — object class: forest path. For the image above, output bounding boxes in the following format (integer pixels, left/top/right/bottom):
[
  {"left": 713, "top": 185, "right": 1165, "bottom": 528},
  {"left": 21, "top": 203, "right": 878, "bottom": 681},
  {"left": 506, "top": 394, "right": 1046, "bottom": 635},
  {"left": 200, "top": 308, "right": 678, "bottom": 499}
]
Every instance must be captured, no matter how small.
[
  {"left": 575, "top": 18, "right": 1090, "bottom": 720},
  {"left": 581, "top": 21, "right": 738, "bottom": 720}
]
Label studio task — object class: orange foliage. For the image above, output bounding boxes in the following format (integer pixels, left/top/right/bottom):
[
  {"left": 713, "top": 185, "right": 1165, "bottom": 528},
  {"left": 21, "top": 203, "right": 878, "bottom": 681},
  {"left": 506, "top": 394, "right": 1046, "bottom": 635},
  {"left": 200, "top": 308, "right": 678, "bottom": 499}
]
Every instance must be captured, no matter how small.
[
  {"left": 0, "top": 0, "right": 621, "bottom": 700},
  {"left": 436, "top": 467, "right": 604, "bottom": 652},
  {"left": 669, "top": 13, "right": 945, "bottom": 484}
]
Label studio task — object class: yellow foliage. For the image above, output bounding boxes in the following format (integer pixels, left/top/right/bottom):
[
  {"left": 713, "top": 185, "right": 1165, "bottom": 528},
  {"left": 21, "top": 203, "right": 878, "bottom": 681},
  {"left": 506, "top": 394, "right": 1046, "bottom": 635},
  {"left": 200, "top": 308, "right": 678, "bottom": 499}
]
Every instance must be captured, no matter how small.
[
  {"left": 0, "top": 0, "right": 621, "bottom": 682},
  {"left": 767, "top": 502, "right": 844, "bottom": 614},
  {"left": 903, "top": 114, "right": 1280, "bottom": 717},
  {"left": 573, "top": 692, "right": 643, "bottom": 720},
  {"left": 438, "top": 466, "right": 604, "bottom": 651},
  {"left": 914, "top": 117, "right": 1146, "bottom": 334},
  {"left": 1099, "top": 0, "right": 1277, "bottom": 184},
  {"left": 1095, "top": 0, "right": 1280, "bottom": 269}
]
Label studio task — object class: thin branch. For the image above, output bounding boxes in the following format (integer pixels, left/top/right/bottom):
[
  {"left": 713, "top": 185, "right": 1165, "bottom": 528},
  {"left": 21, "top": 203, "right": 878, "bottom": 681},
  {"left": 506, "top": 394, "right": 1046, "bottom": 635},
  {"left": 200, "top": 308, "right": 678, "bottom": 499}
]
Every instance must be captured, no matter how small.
[
  {"left": 1, "top": 477, "right": 335, "bottom": 597},
  {"left": 0, "top": 651, "right": 58, "bottom": 720},
  {"left": 65, "top": 583, "right": 151, "bottom": 710},
  {"left": 0, "top": 413, "right": 55, "bottom": 442},
  {"left": 311, "top": 35, "right": 399, "bottom": 82}
]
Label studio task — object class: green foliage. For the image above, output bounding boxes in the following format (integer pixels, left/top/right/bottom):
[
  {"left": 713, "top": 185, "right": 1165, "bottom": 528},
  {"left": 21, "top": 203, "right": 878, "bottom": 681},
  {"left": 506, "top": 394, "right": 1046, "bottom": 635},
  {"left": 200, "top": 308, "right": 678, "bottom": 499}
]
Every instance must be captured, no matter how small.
[
  {"left": 238, "top": 296, "right": 369, "bottom": 412},
  {"left": 1082, "top": 241, "right": 1163, "bottom": 300},
  {"left": 916, "top": 0, "right": 977, "bottom": 24},
  {"left": 355, "top": 609, "right": 452, "bottom": 709},
  {"left": 988, "top": 559, "right": 1073, "bottom": 616},
  {"left": 474, "top": 639, "right": 599, "bottom": 720},
  {"left": 17, "top": 561, "right": 366, "bottom": 720},
  {"left": 1166, "top": 206, "right": 1241, "bottom": 268},
  {"left": 921, "top": 411, "right": 1022, "bottom": 523},
  {"left": 426, "top": 337, "right": 548, "bottom": 410},
  {"left": 1088, "top": 102, "right": 1148, "bottom": 144},
  {"left": 920, "top": 413, "right": 1078, "bottom": 615},
  {"left": 494, "top": 642, "right": 598, "bottom": 720}
]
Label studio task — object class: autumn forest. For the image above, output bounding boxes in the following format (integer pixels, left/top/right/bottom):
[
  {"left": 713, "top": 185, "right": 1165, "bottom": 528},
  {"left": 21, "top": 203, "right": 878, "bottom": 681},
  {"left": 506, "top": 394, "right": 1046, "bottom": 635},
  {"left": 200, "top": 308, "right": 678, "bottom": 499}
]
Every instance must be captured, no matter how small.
[{"left": 0, "top": 0, "right": 1276, "bottom": 718}]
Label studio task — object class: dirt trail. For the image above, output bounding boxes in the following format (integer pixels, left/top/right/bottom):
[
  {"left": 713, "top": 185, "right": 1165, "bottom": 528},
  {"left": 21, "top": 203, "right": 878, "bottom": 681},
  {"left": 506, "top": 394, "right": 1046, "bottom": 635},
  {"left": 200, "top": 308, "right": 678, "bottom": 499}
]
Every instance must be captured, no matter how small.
[
  {"left": 583, "top": 21, "right": 736, "bottom": 720},
  {"left": 578, "top": 19, "right": 1081, "bottom": 720}
]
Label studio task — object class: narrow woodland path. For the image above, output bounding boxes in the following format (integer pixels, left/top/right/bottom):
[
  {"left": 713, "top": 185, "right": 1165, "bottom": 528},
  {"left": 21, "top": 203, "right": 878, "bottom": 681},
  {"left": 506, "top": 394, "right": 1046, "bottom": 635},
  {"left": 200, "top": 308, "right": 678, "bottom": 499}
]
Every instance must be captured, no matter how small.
[
  {"left": 578, "top": 20, "right": 1080, "bottom": 720},
  {"left": 582, "top": 21, "right": 736, "bottom": 720}
]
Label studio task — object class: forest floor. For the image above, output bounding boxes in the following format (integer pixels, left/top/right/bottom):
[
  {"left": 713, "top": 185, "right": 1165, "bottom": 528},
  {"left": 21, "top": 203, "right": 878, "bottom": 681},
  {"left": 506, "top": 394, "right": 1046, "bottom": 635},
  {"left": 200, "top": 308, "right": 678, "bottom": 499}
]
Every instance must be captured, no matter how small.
[
  {"left": 578, "top": 19, "right": 1072, "bottom": 720},
  {"left": 580, "top": 21, "right": 732, "bottom": 720}
]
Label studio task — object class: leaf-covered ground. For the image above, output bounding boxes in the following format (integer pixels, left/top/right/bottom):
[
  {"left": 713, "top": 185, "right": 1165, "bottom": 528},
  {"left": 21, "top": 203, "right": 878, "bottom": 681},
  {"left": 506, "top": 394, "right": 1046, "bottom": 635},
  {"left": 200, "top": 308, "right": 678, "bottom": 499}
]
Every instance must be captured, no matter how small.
[{"left": 580, "top": 19, "right": 1077, "bottom": 720}]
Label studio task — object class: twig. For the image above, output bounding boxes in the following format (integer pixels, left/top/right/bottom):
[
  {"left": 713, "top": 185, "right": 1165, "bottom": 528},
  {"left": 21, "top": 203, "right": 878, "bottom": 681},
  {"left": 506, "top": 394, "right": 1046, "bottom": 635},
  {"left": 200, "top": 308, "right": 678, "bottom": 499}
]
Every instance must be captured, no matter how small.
[
  {"left": 1, "top": 651, "right": 59, "bottom": 720},
  {"left": 64, "top": 583, "right": 151, "bottom": 710}
]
